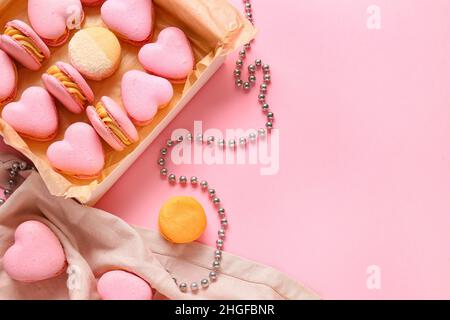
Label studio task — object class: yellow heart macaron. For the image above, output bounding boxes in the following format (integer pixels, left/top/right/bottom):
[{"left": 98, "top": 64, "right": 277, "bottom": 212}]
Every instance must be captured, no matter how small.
[{"left": 158, "top": 196, "right": 207, "bottom": 244}]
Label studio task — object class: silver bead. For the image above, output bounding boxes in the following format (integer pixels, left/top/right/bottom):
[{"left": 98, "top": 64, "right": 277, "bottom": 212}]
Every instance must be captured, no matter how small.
[
  {"left": 19, "top": 162, "right": 27, "bottom": 170},
  {"left": 243, "top": 82, "right": 251, "bottom": 90},
  {"left": 179, "top": 176, "right": 187, "bottom": 184},
  {"left": 218, "top": 229, "right": 226, "bottom": 238},
  {"left": 186, "top": 133, "right": 193, "bottom": 141},
  {"left": 239, "top": 137, "right": 247, "bottom": 146},
  {"left": 207, "top": 136, "right": 215, "bottom": 145},
  {"left": 190, "top": 282, "right": 199, "bottom": 292},
  {"left": 259, "top": 128, "right": 266, "bottom": 137},
  {"left": 216, "top": 239, "right": 224, "bottom": 248},
  {"left": 218, "top": 207, "right": 225, "bottom": 216},
  {"left": 208, "top": 188, "right": 216, "bottom": 197},
  {"left": 267, "top": 112, "right": 274, "bottom": 120},
  {"left": 160, "top": 148, "right": 168, "bottom": 155},
  {"left": 213, "top": 261, "right": 221, "bottom": 270},
  {"left": 0, "top": 199, "right": 5, "bottom": 205},
  {"left": 264, "top": 74, "right": 271, "bottom": 82},
  {"left": 177, "top": 136, "right": 184, "bottom": 142},
  {"left": 213, "top": 197, "right": 220, "bottom": 204},
  {"left": 158, "top": 158, "right": 165, "bottom": 166},
  {"left": 239, "top": 50, "right": 246, "bottom": 58},
  {"left": 190, "top": 176, "right": 198, "bottom": 184},
  {"left": 228, "top": 139, "right": 236, "bottom": 148},
  {"left": 160, "top": 168, "right": 168, "bottom": 176},
  {"left": 221, "top": 218, "right": 228, "bottom": 227},
  {"left": 262, "top": 103, "right": 269, "bottom": 112},
  {"left": 260, "top": 83, "right": 268, "bottom": 92},
  {"left": 233, "top": 69, "right": 241, "bottom": 78},
  {"left": 246, "top": 12, "right": 252, "bottom": 19},
  {"left": 209, "top": 271, "right": 218, "bottom": 281},
  {"left": 12, "top": 162, "right": 19, "bottom": 171},
  {"left": 215, "top": 250, "right": 222, "bottom": 258},
  {"left": 235, "top": 79, "right": 243, "bottom": 87},
  {"left": 263, "top": 64, "right": 270, "bottom": 72},
  {"left": 236, "top": 59, "right": 243, "bottom": 68},
  {"left": 255, "top": 59, "right": 262, "bottom": 67},
  {"left": 8, "top": 179, "right": 15, "bottom": 186},
  {"left": 200, "top": 180, "right": 208, "bottom": 189},
  {"left": 245, "top": 2, "right": 251, "bottom": 9},
  {"left": 249, "top": 75, "right": 256, "bottom": 83},
  {"left": 4, "top": 189, "right": 11, "bottom": 197},
  {"left": 179, "top": 283, "right": 188, "bottom": 292},
  {"left": 248, "top": 64, "right": 256, "bottom": 73},
  {"left": 196, "top": 134, "right": 203, "bottom": 143},
  {"left": 266, "top": 121, "right": 273, "bottom": 130},
  {"left": 258, "top": 93, "right": 266, "bottom": 102},
  {"left": 218, "top": 139, "right": 226, "bottom": 148},
  {"left": 9, "top": 170, "right": 16, "bottom": 178},
  {"left": 168, "top": 174, "right": 176, "bottom": 182},
  {"left": 249, "top": 132, "right": 257, "bottom": 142},
  {"left": 201, "top": 279, "right": 209, "bottom": 288}
]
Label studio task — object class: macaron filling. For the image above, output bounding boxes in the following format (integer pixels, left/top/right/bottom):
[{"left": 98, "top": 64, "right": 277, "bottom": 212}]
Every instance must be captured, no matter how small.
[
  {"left": 47, "top": 65, "right": 87, "bottom": 108},
  {"left": 4, "top": 26, "right": 45, "bottom": 62},
  {"left": 95, "top": 102, "right": 132, "bottom": 146}
]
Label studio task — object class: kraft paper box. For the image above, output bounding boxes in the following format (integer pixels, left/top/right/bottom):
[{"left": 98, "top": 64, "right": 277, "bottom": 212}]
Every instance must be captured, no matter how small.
[{"left": 0, "top": 0, "right": 255, "bottom": 205}]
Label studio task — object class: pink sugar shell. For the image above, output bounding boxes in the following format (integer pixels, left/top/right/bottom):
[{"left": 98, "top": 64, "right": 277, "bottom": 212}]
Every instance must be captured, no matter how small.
[
  {"left": 138, "top": 27, "right": 194, "bottom": 82},
  {"left": 121, "top": 70, "right": 173, "bottom": 126},
  {"left": 2, "top": 86, "right": 59, "bottom": 141},
  {"left": 0, "top": 20, "right": 50, "bottom": 70},
  {"left": 101, "top": 0, "right": 154, "bottom": 45},
  {"left": 47, "top": 122, "right": 105, "bottom": 179},
  {"left": 86, "top": 96, "right": 138, "bottom": 151},
  {"left": 97, "top": 270, "right": 153, "bottom": 300},
  {"left": 42, "top": 61, "right": 94, "bottom": 114},
  {"left": 0, "top": 49, "right": 17, "bottom": 105},
  {"left": 28, "top": 0, "right": 84, "bottom": 47},
  {"left": 3, "top": 220, "right": 67, "bottom": 282}
]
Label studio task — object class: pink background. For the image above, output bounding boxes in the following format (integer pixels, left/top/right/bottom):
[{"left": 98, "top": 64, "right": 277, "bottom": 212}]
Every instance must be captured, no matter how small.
[
  {"left": 3, "top": 0, "right": 450, "bottom": 299},
  {"left": 97, "top": 0, "right": 450, "bottom": 299}
]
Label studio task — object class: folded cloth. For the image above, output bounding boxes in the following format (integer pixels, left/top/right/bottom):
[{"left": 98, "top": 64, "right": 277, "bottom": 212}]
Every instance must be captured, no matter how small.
[{"left": 0, "top": 169, "right": 319, "bottom": 300}]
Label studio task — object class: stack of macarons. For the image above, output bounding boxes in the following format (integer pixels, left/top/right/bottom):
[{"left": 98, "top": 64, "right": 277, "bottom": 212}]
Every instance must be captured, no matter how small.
[{"left": 0, "top": 0, "right": 197, "bottom": 180}]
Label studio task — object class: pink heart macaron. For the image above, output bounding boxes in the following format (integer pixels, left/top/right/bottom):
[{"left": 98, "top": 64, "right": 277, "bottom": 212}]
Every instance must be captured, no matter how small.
[
  {"left": 28, "top": 0, "right": 85, "bottom": 47},
  {"left": 97, "top": 270, "right": 153, "bottom": 300},
  {"left": 0, "top": 49, "right": 17, "bottom": 106},
  {"left": 42, "top": 61, "right": 94, "bottom": 114},
  {"left": 2, "top": 86, "right": 59, "bottom": 141},
  {"left": 86, "top": 96, "right": 139, "bottom": 151},
  {"left": 3, "top": 220, "right": 67, "bottom": 282},
  {"left": 0, "top": 20, "right": 50, "bottom": 71},
  {"left": 121, "top": 70, "right": 173, "bottom": 126},
  {"left": 101, "top": 0, "right": 154, "bottom": 46},
  {"left": 138, "top": 27, "right": 194, "bottom": 83},
  {"left": 81, "top": 0, "right": 105, "bottom": 6},
  {"left": 47, "top": 122, "right": 105, "bottom": 179}
]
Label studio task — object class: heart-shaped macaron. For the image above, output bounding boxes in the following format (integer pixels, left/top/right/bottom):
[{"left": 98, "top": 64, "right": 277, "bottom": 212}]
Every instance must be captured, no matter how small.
[
  {"left": 121, "top": 70, "right": 173, "bottom": 126},
  {"left": 3, "top": 220, "right": 67, "bottom": 282},
  {"left": 138, "top": 27, "right": 194, "bottom": 82},
  {"left": 101, "top": 0, "right": 154, "bottom": 45},
  {"left": 0, "top": 49, "right": 17, "bottom": 106},
  {"left": 2, "top": 86, "right": 59, "bottom": 141},
  {"left": 47, "top": 122, "right": 105, "bottom": 179},
  {"left": 28, "top": 0, "right": 84, "bottom": 46},
  {"left": 97, "top": 270, "right": 153, "bottom": 300}
]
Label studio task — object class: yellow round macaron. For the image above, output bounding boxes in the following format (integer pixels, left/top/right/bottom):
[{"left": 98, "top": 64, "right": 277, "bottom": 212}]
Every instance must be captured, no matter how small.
[
  {"left": 159, "top": 196, "right": 207, "bottom": 244},
  {"left": 68, "top": 27, "right": 121, "bottom": 81}
]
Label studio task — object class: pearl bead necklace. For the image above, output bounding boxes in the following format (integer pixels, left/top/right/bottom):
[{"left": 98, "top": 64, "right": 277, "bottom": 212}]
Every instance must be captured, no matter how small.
[
  {"left": 158, "top": 0, "right": 274, "bottom": 293},
  {"left": 0, "top": 160, "right": 31, "bottom": 206}
]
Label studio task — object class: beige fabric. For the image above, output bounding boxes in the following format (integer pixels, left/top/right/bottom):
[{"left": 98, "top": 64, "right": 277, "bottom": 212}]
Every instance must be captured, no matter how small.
[{"left": 0, "top": 168, "right": 319, "bottom": 300}]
